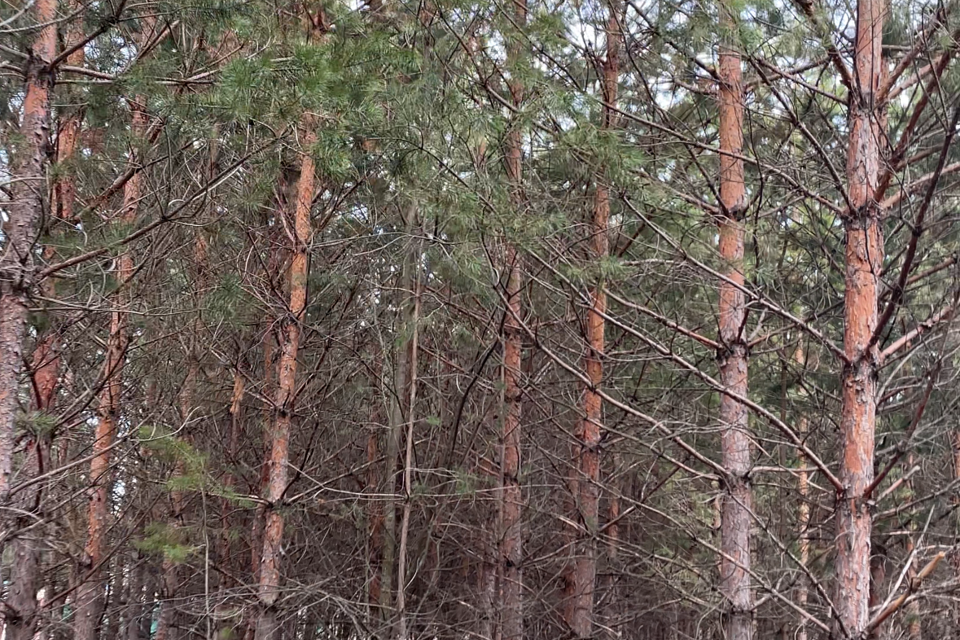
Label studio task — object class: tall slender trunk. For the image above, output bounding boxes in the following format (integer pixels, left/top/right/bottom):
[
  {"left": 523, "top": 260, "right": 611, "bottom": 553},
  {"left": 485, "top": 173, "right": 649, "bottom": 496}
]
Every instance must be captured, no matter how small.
[
  {"left": 5, "top": 243, "right": 62, "bottom": 640},
  {"left": 222, "top": 368, "right": 245, "bottom": 576},
  {"left": 391, "top": 201, "right": 420, "bottom": 640},
  {"left": 53, "top": 0, "right": 87, "bottom": 223},
  {"left": 5, "top": 396, "right": 48, "bottom": 640},
  {"left": 0, "top": 0, "right": 56, "bottom": 506},
  {"left": 837, "top": 0, "right": 883, "bottom": 634},
  {"left": 479, "top": 534, "right": 497, "bottom": 640},
  {"left": 215, "top": 368, "right": 244, "bottom": 640},
  {"left": 499, "top": 2, "right": 526, "bottom": 639},
  {"left": 567, "top": 4, "right": 619, "bottom": 638},
  {"left": 367, "top": 427, "right": 383, "bottom": 626},
  {"left": 904, "top": 454, "right": 920, "bottom": 640},
  {"left": 104, "top": 553, "right": 126, "bottom": 640},
  {"left": 247, "top": 326, "right": 276, "bottom": 640},
  {"left": 253, "top": 125, "right": 316, "bottom": 640},
  {"left": 380, "top": 202, "right": 419, "bottom": 639},
  {"left": 602, "top": 455, "right": 621, "bottom": 639},
  {"left": 252, "top": 326, "right": 276, "bottom": 584},
  {"left": 395, "top": 229, "right": 420, "bottom": 640},
  {"left": 794, "top": 348, "right": 810, "bottom": 640},
  {"left": 72, "top": 95, "right": 148, "bottom": 640},
  {"left": 155, "top": 359, "right": 198, "bottom": 640},
  {"left": 717, "top": 4, "right": 753, "bottom": 640},
  {"left": 380, "top": 349, "right": 402, "bottom": 637},
  {"left": 953, "top": 430, "right": 960, "bottom": 638},
  {"left": 124, "top": 553, "right": 146, "bottom": 640}
]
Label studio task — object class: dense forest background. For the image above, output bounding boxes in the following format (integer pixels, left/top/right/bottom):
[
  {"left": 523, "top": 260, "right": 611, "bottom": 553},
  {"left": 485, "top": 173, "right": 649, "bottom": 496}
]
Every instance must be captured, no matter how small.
[{"left": 2, "top": 0, "right": 960, "bottom": 637}]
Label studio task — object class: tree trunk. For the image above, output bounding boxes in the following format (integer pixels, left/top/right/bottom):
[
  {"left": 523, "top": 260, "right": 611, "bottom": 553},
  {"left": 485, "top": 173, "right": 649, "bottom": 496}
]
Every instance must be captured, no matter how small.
[
  {"left": 221, "top": 368, "right": 245, "bottom": 582},
  {"left": 248, "top": 326, "right": 276, "bottom": 640},
  {"left": 155, "top": 359, "right": 197, "bottom": 640},
  {"left": 499, "top": 2, "right": 526, "bottom": 639},
  {"left": 0, "top": 0, "right": 56, "bottom": 506},
  {"left": 568, "top": 4, "right": 619, "bottom": 637},
  {"left": 395, "top": 256, "right": 419, "bottom": 640},
  {"left": 904, "top": 455, "right": 920, "bottom": 640},
  {"left": 367, "top": 426, "right": 384, "bottom": 629},
  {"left": 602, "top": 455, "right": 621, "bottom": 639},
  {"left": 53, "top": 0, "right": 87, "bottom": 224},
  {"left": 379, "top": 202, "right": 420, "bottom": 640},
  {"left": 5, "top": 437, "right": 44, "bottom": 640},
  {"left": 153, "top": 554, "right": 179, "bottom": 640},
  {"left": 717, "top": 4, "right": 753, "bottom": 640},
  {"left": 4, "top": 283, "right": 62, "bottom": 640},
  {"left": 72, "top": 94, "right": 148, "bottom": 640},
  {"left": 795, "top": 348, "right": 810, "bottom": 640},
  {"left": 124, "top": 553, "right": 146, "bottom": 640},
  {"left": 104, "top": 554, "right": 126, "bottom": 640},
  {"left": 392, "top": 201, "right": 421, "bottom": 640},
  {"left": 252, "top": 325, "right": 277, "bottom": 584},
  {"left": 837, "top": 0, "right": 884, "bottom": 634},
  {"left": 253, "top": 124, "right": 316, "bottom": 640},
  {"left": 215, "top": 368, "right": 244, "bottom": 640},
  {"left": 478, "top": 533, "right": 497, "bottom": 640}
]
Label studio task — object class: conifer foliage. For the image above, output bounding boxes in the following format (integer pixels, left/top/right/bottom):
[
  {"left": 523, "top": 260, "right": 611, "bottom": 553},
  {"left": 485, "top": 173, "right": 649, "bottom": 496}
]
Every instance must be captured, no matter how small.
[{"left": 3, "top": 0, "right": 960, "bottom": 638}]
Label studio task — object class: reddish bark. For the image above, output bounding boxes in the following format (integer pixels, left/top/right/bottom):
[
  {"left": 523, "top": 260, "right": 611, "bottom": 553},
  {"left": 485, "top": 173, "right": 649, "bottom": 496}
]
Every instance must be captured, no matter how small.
[
  {"left": 499, "top": 2, "right": 526, "bottom": 639},
  {"left": 602, "top": 456, "right": 621, "bottom": 638},
  {"left": 717, "top": 5, "right": 753, "bottom": 640},
  {"left": 4, "top": 326, "right": 60, "bottom": 640},
  {"left": 0, "top": 0, "right": 56, "bottom": 506},
  {"left": 155, "top": 359, "right": 198, "bottom": 640},
  {"left": 567, "top": 5, "right": 619, "bottom": 637},
  {"left": 836, "top": 0, "right": 884, "bottom": 634},
  {"left": 254, "top": 124, "right": 316, "bottom": 640},
  {"left": 53, "top": 0, "right": 87, "bottom": 223},
  {"left": 72, "top": 95, "right": 148, "bottom": 640}
]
